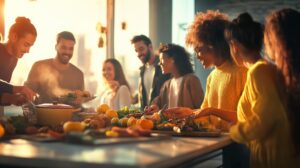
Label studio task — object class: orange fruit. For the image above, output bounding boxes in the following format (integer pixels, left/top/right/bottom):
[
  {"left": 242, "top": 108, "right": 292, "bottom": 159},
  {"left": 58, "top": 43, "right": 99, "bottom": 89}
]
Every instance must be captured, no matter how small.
[
  {"left": 96, "top": 104, "right": 110, "bottom": 113},
  {"left": 118, "top": 118, "right": 129, "bottom": 127},
  {"left": 127, "top": 117, "right": 137, "bottom": 127},
  {"left": 136, "top": 119, "right": 154, "bottom": 130},
  {"left": 63, "top": 121, "right": 85, "bottom": 133},
  {"left": 151, "top": 112, "right": 161, "bottom": 122},
  {"left": 0, "top": 124, "right": 5, "bottom": 138},
  {"left": 105, "top": 109, "right": 118, "bottom": 119}
]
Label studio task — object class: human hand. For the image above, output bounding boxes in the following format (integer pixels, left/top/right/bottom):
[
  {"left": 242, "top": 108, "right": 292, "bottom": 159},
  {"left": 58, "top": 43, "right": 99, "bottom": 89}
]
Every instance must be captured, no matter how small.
[
  {"left": 13, "top": 86, "right": 37, "bottom": 102},
  {"left": 144, "top": 104, "right": 159, "bottom": 115},
  {"left": 1, "top": 93, "right": 27, "bottom": 106},
  {"left": 162, "top": 107, "right": 194, "bottom": 119},
  {"left": 192, "top": 107, "right": 214, "bottom": 119},
  {"left": 106, "top": 80, "right": 120, "bottom": 92}
]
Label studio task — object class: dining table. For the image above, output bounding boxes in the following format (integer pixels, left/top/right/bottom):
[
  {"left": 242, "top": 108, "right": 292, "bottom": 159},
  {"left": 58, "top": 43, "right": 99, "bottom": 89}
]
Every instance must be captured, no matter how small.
[{"left": 0, "top": 106, "right": 233, "bottom": 168}]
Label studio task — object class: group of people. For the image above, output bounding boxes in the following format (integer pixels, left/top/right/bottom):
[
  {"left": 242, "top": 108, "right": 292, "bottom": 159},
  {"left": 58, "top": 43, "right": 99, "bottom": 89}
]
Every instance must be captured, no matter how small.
[
  {"left": 177, "top": 8, "right": 298, "bottom": 168},
  {"left": 1, "top": 7, "right": 300, "bottom": 168},
  {"left": 97, "top": 35, "right": 204, "bottom": 111},
  {"left": 0, "top": 17, "right": 84, "bottom": 107}
]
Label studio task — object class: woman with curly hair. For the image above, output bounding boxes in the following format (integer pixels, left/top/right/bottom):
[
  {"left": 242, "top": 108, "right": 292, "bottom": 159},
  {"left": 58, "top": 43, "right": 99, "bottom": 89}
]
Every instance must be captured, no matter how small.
[
  {"left": 144, "top": 43, "right": 203, "bottom": 114},
  {"left": 184, "top": 10, "right": 249, "bottom": 168},
  {"left": 185, "top": 10, "right": 247, "bottom": 132},
  {"left": 264, "top": 8, "right": 300, "bottom": 166}
]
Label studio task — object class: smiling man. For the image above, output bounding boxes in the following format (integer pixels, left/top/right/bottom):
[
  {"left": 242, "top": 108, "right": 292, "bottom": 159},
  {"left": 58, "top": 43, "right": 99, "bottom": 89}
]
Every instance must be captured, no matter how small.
[
  {"left": 131, "top": 35, "right": 170, "bottom": 110},
  {"left": 0, "top": 16, "right": 37, "bottom": 106},
  {"left": 0, "top": 17, "right": 36, "bottom": 82},
  {"left": 25, "top": 31, "right": 84, "bottom": 103}
]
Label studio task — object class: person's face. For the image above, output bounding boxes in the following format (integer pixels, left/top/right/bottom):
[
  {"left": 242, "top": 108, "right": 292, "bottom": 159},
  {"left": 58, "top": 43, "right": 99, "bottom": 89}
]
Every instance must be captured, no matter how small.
[
  {"left": 55, "top": 39, "right": 75, "bottom": 64},
  {"left": 229, "top": 41, "right": 244, "bottom": 66},
  {"left": 11, "top": 33, "right": 36, "bottom": 59},
  {"left": 133, "top": 41, "right": 152, "bottom": 64},
  {"left": 102, "top": 62, "right": 115, "bottom": 81},
  {"left": 159, "top": 53, "right": 174, "bottom": 74},
  {"left": 194, "top": 43, "right": 216, "bottom": 69}
]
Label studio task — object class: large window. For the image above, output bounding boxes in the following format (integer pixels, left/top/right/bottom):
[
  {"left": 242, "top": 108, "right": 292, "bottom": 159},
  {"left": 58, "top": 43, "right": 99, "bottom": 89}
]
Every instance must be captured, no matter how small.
[{"left": 114, "top": 0, "right": 149, "bottom": 95}]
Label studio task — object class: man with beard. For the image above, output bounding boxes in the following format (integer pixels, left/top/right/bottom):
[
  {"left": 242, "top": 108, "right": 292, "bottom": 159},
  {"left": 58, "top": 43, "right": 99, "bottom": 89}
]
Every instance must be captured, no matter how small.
[
  {"left": 25, "top": 31, "right": 84, "bottom": 103},
  {"left": 131, "top": 35, "right": 170, "bottom": 110}
]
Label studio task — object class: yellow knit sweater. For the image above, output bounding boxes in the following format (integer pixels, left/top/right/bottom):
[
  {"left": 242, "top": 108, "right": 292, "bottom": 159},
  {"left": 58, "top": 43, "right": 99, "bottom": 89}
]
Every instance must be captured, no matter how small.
[
  {"left": 200, "top": 60, "right": 247, "bottom": 131},
  {"left": 230, "top": 59, "right": 293, "bottom": 168}
]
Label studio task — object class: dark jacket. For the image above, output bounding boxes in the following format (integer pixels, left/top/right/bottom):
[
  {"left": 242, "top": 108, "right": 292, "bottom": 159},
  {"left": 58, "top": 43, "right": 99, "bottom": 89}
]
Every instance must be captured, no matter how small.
[{"left": 138, "top": 56, "right": 170, "bottom": 110}]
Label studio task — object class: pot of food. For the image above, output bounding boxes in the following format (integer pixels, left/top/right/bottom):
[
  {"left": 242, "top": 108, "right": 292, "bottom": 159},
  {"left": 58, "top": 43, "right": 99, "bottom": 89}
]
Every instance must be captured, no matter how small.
[{"left": 35, "top": 103, "right": 80, "bottom": 127}]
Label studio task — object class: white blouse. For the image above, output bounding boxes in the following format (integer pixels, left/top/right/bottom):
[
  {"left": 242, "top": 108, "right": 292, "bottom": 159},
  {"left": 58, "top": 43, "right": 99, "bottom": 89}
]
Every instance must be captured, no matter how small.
[
  {"left": 99, "top": 85, "right": 131, "bottom": 110},
  {"left": 168, "top": 77, "right": 183, "bottom": 108}
]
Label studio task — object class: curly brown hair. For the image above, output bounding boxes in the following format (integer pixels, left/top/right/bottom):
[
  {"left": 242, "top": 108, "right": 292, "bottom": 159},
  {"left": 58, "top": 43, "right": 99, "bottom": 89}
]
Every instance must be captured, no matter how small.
[
  {"left": 158, "top": 43, "right": 194, "bottom": 76},
  {"left": 186, "top": 10, "right": 231, "bottom": 60}
]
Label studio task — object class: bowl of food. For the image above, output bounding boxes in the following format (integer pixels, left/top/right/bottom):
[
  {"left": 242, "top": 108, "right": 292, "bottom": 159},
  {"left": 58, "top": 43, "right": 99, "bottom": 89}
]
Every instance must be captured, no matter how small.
[
  {"left": 58, "top": 90, "right": 95, "bottom": 107},
  {"left": 35, "top": 103, "right": 80, "bottom": 127}
]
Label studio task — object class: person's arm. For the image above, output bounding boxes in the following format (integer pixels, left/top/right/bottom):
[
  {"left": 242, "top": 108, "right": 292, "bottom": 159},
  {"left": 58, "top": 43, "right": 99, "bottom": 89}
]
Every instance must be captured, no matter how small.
[
  {"left": 230, "top": 65, "right": 282, "bottom": 143},
  {"left": 0, "top": 80, "right": 13, "bottom": 95},
  {"left": 12, "top": 86, "right": 36, "bottom": 101},
  {"left": 0, "top": 80, "right": 14, "bottom": 105},
  {"left": 194, "top": 107, "right": 237, "bottom": 123},
  {"left": 1, "top": 93, "right": 27, "bottom": 106}
]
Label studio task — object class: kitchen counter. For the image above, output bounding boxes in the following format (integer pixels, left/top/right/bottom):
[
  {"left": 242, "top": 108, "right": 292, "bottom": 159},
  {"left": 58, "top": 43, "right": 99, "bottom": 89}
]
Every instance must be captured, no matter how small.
[{"left": 0, "top": 135, "right": 232, "bottom": 168}]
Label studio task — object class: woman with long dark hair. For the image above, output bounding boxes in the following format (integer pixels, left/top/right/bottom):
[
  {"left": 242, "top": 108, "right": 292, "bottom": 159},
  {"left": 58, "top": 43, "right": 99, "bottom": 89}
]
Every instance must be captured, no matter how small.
[
  {"left": 264, "top": 8, "right": 300, "bottom": 166},
  {"left": 99, "top": 58, "right": 132, "bottom": 110}
]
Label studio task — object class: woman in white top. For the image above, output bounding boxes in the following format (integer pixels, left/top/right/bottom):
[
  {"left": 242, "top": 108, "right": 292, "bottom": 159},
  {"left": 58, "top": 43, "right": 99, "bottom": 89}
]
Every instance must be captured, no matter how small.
[{"left": 99, "top": 58, "right": 132, "bottom": 110}]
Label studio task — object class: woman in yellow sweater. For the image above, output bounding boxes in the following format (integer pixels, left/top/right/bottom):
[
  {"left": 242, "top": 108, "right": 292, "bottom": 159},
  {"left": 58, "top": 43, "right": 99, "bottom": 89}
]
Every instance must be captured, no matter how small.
[
  {"left": 185, "top": 10, "right": 248, "bottom": 168},
  {"left": 196, "top": 13, "right": 292, "bottom": 168},
  {"left": 185, "top": 10, "right": 247, "bottom": 132}
]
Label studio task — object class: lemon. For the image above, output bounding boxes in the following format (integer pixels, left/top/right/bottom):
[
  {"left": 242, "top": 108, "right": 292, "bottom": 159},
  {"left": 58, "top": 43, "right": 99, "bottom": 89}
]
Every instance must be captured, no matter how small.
[
  {"left": 63, "top": 121, "right": 85, "bottom": 133},
  {"left": 105, "top": 130, "right": 119, "bottom": 137}
]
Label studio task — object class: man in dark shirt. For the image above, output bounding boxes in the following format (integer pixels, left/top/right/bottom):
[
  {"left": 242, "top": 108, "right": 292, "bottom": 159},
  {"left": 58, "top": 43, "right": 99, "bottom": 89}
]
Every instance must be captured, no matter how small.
[
  {"left": 0, "top": 17, "right": 37, "bottom": 105},
  {"left": 131, "top": 35, "right": 170, "bottom": 110}
]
